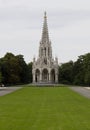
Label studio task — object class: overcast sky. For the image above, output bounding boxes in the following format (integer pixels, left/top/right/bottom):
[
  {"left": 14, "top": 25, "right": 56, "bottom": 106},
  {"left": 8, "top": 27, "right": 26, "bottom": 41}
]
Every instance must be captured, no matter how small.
[{"left": 0, "top": 0, "right": 90, "bottom": 63}]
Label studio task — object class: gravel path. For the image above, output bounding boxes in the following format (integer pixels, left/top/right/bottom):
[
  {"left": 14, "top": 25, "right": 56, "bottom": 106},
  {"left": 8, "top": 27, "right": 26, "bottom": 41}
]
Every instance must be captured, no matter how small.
[
  {"left": 69, "top": 87, "right": 90, "bottom": 99},
  {"left": 0, "top": 87, "right": 22, "bottom": 96}
]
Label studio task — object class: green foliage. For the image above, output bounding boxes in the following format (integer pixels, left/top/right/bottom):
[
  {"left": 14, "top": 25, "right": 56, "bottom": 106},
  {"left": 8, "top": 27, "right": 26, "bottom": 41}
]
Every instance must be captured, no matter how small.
[
  {"left": 0, "top": 62, "right": 3, "bottom": 83},
  {"left": 0, "top": 72, "right": 2, "bottom": 83},
  {"left": 28, "top": 62, "right": 32, "bottom": 83},
  {"left": 59, "top": 61, "right": 74, "bottom": 84},
  {"left": 59, "top": 53, "right": 90, "bottom": 86},
  {"left": 83, "top": 53, "right": 90, "bottom": 86},
  {"left": 0, "top": 87, "right": 90, "bottom": 130},
  {"left": 0, "top": 52, "right": 32, "bottom": 85},
  {"left": 16, "top": 55, "right": 30, "bottom": 83}
]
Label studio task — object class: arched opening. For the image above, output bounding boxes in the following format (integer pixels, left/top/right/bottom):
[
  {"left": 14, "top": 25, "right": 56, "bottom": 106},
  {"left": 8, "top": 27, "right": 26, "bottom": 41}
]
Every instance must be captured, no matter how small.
[
  {"left": 51, "top": 69, "right": 55, "bottom": 83},
  {"left": 44, "top": 58, "right": 47, "bottom": 65},
  {"left": 35, "top": 69, "right": 40, "bottom": 82},
  {"left": 42, "top": 69, "right": 49, "bottom": 82},
  {"left": 44, "top": 47, "right": 46, "bottom": 56}
]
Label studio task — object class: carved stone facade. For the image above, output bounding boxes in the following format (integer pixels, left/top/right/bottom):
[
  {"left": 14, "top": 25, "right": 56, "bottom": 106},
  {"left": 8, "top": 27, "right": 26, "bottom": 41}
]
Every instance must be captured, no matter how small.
[{"left": 32, "top": 12, "right": 58, "bottom": 83}]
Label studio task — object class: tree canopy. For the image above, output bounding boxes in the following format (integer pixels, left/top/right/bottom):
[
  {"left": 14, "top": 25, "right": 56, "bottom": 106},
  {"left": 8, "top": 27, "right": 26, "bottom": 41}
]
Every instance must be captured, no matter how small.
[
  {"left": 0, "top": 53, "right": 32, "bottom": 85},
  {"left": 59, "top": 53, "right": 90, "bottom": 86}
]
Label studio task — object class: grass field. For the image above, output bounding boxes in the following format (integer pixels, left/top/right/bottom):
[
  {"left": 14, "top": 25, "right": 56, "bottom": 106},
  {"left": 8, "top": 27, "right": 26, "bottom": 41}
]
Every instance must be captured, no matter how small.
[{"left": 0, "top": 86, "right": 90, "bottom": 130}]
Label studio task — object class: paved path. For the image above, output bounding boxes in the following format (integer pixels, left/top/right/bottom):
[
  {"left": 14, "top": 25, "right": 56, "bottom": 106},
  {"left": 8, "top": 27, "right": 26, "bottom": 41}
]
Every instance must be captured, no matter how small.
[
  {"left": 0, "top": 85, "right": 90, "bottom": 99},
  {"left": 69, "top": 87, "right": 90, "bottom": 99},
  {"left": 0, "top": 87, "right": 22, "bottom": 96}
]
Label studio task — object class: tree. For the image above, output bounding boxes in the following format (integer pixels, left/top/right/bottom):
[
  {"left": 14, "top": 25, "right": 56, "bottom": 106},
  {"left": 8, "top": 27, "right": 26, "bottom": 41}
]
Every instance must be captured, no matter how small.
[
  {"left": 73, "top": 57, "right": 85, "bottom": 85},
  {"left": 1, "top": 53, "right": 21, "bottom": 84},
  {"left": 0, "top": 72, "right": 2, "bottom": 84},
  {"left": 28, "top": 62, "right": 32, "bottom": 83},
  {"left": 83, "top": 53, "right": 90, "bottom": 86},
  {"left": 58, "top": 61, "right": 74, "bottom": 84},
  {"left": 73, "top": 53, "right": 90, "bottom": 86},
  {"left": 58, "top": 53, "right": 90, "bottom": 86},
  {"left": 0, "top": 61, "right": 2, "bottom": 83},
  {"left": 0, "top": 53, "right": 31, "bottom": 85},
  {"left": 16, "top": 55, "right": 30, "bottom": 83}
]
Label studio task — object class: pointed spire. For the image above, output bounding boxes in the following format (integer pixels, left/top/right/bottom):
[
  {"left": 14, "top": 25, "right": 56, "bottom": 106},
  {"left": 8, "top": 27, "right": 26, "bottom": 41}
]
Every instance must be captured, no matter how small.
[
  {"left": 41, "top": 12, "right": 49, "bottom": 43},
  {"left": 44, "top": 11, "right": 47, "bottom": 19}
]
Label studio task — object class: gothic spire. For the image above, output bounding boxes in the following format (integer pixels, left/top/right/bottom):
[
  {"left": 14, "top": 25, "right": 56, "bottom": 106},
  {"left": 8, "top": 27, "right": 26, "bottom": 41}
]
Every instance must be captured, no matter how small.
[{"left": 41, "top": 12, "right": 49, "bottom": 43}]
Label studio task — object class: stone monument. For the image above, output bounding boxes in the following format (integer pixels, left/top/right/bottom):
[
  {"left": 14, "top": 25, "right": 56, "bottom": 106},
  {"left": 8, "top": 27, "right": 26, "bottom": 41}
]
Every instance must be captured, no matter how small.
[{"left": 32, "top": 12, "right": 59, "bottom": 84}]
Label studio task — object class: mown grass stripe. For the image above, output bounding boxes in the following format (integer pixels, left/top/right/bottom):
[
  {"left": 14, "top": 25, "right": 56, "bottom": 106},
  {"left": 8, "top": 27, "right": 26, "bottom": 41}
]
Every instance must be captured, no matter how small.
[{"left": 0, "top": 87, "right": 90, "bottom": 130}]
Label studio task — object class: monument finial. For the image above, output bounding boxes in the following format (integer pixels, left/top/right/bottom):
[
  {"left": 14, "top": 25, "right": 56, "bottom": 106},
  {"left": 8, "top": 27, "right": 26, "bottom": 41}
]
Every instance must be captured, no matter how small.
[{"left": 44, "top": 11, "right": 47, "bottom": 18}]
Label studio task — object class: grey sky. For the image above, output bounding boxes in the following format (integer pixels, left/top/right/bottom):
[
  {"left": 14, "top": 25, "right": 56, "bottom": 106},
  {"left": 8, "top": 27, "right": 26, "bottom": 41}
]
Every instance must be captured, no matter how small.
[{"left": 0, "top": 0, "right": 90, "bottom": 63}]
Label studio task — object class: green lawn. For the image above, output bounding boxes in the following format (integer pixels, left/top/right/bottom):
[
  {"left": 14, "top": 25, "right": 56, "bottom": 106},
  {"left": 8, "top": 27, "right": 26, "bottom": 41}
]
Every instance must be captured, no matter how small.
[{"left": 0, "top": 86, "right": 90, "bottom": 130}]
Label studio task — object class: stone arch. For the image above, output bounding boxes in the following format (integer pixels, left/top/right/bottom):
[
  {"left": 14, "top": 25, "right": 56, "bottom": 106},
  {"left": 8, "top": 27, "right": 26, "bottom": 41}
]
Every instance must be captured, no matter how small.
[
  {"left": 42, "top": 68, "right": 49, "bottom": 82},
  {"left": 35, "top": 69, "right": 40, "bottom": 82},
  {"left": 51, "top": 69, "right": 55, "bottom": 83}
]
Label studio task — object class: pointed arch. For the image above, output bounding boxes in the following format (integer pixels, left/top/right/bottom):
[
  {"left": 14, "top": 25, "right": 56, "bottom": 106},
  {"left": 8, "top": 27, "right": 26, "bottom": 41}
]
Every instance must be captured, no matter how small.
[
  {"left": 51, "top": 69, "right": 55, "bottom": 83},
  {"left": 35, "top": 69, "right": 40, "bottom": 82},
  {"left": 42, "top": 69, "right": 49, "bottom": 82}
]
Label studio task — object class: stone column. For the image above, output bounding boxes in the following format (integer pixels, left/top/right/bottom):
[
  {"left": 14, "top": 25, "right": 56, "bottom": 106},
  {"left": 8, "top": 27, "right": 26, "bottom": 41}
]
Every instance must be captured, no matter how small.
[
  {"left": 49, "top": 71, "right": 51, "bottom": 83},
  {"left": 55, "top": 73, "right": 58, "bottom": 83},
  {"left": 40, "top": 72, "right": 42, "bottom": 83},
  {"left": 33, "top": 72, "right": 36, "bottom": 83}
]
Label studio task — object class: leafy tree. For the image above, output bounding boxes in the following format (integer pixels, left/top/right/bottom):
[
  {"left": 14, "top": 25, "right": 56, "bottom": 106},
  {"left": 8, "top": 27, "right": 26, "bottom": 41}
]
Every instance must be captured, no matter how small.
[
  {"left": 0, "top": 53, "right": 31, "bottom": 85},
  {"left": 16, "top": 55, "right": 30, "bottom": 83},
  {"left": 73, "top": 57, "right": 85, "bottom": 85},
  {"left": 58, "top": 53, "right": 90, "bottom": 86},
  {"left": 59, "top": 61, "right": 74, "bottom": 84},
  {"left": 28, "top": 62, "right": 32, "bottom": 83},
  {"left": 83, "top": 53, "right": 90, "bottom": 86},
  {"left": 1, "top": 53, "right": 21, "bottom": 84},
  {"left": 0, "top": 61, "right": 2, "bottom": 83},
  {"left": 0, "top": 72, "right": 2, "bottom": 83}
]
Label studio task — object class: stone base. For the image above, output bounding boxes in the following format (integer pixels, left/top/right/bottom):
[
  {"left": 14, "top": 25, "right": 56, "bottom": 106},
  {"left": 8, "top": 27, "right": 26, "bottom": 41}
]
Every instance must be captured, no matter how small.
[{"left": 32, "top": 82, "right": 58, "bottom": 86}]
